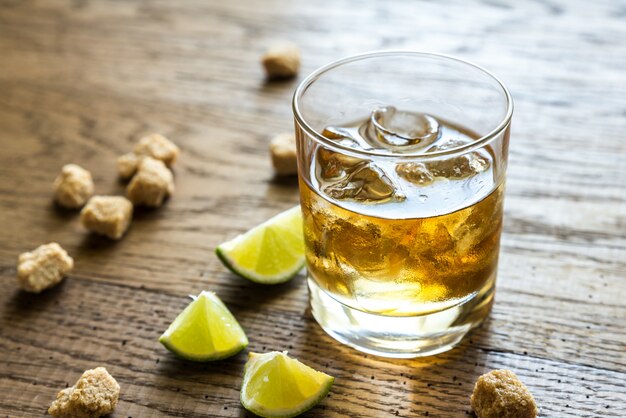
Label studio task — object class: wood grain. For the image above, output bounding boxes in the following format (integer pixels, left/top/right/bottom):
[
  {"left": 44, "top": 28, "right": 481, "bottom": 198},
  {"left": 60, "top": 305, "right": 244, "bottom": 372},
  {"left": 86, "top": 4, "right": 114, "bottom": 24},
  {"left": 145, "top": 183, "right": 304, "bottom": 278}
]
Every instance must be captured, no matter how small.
[{"left": 0, "top": 0, "right": 625, "bottom": 417}]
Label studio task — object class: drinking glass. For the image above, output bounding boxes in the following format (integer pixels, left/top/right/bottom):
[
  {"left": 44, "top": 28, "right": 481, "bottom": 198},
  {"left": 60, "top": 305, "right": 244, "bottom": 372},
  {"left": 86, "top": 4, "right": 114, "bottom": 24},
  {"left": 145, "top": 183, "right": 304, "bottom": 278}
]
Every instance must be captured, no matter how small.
[{"left": 293, "top": 51, "right": 512, "bottom": 358}]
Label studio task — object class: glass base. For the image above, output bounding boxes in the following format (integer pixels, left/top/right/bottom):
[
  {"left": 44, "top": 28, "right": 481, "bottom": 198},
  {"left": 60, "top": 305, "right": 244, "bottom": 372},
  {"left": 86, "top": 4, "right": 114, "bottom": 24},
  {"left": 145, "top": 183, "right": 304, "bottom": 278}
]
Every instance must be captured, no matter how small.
[{"left": 308, "top": 277, "right": 494, "bottom": 358}]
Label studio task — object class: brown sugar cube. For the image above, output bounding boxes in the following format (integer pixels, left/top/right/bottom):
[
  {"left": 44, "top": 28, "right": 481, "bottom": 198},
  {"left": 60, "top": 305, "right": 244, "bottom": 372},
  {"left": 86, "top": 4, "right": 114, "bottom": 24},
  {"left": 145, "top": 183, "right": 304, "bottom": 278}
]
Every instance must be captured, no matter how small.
[
  {"left": 126, "top": 157, "right": 174, "bottom": 207},
  {"left": 53, "top": 164, "right": 94, "bottom": 208},
  {"left": 270, "top": 132, "right": 298, "bottom": 176},
  {"left": 48, "top": 366, "right": 120, "bottom": 418},
  {"left": 261, "top": 43, "right": 301, "bottom": 79},
  {"left": 471, "top": 369, "right": 538, "bottom": 418},
  {"left": 17, "top": 243, "right": 73, "bottom": 293},
  {"left": 80, "top": 196, "right": 133, "bottom": 240},
  {"left": 117, "top": 152, "right": 141, "bottom": 180},
  {"left": 133, "top": 133, "right": 179, "bottom": 167}
]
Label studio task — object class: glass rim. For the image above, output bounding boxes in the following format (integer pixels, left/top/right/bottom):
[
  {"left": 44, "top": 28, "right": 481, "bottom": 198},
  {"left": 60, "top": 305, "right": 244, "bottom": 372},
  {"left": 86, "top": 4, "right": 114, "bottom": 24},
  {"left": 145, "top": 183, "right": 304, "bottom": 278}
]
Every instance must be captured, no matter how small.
[{"left": 292, "top": 50, "right": 513, "bottom": 160}]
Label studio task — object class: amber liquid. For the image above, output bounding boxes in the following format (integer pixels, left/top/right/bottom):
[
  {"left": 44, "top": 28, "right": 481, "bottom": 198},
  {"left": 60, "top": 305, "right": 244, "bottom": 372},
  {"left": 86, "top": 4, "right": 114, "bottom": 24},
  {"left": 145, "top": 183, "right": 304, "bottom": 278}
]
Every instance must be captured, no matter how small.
[
  {"left": 300, "top": 115, "right": 504, "bottom": 316},
  {"left": 300, "top": 181, "right": 503, "bottom": 316}
]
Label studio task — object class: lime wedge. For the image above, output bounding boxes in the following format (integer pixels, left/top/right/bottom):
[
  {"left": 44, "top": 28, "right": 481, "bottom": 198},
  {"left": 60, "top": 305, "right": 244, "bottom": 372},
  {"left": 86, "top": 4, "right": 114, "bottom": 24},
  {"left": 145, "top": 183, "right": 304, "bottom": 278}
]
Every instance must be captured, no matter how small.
[
  {"left": 216, "top": 206, "right": 305, "bottom": 284},
  {"left": 241, "top": 351, "right": 334, "bottom": 418},
  {"left": 159, "top": 291, "right": 248, "bottom": 361}
]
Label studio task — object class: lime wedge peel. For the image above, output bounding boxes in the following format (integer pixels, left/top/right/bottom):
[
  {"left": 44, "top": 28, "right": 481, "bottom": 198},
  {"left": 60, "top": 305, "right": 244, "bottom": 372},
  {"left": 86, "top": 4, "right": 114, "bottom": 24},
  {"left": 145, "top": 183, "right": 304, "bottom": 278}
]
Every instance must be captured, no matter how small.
[
  {"left": 216, "top": 206, "right": 305, "bottom": 285},
  {"left": 159, "top": 291, "right": 248, "bottom": 361},
  {"left": 241, "top": 351, "right": 334, "bottom": 418}
]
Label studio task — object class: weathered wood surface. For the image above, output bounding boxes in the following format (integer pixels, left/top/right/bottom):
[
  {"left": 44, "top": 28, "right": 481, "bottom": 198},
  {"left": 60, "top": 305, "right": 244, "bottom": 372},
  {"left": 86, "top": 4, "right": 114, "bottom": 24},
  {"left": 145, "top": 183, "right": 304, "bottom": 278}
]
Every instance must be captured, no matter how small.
[{"left": 0, "top": 0, "right": 625, "bottom": 417}]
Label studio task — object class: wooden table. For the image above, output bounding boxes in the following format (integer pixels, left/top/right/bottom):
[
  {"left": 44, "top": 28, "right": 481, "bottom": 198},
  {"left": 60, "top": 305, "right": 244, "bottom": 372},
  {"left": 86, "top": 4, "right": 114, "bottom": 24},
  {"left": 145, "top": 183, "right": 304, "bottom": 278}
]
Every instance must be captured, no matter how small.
[{"left": 1, "top": 0, "right": 624, "bottom": 417}]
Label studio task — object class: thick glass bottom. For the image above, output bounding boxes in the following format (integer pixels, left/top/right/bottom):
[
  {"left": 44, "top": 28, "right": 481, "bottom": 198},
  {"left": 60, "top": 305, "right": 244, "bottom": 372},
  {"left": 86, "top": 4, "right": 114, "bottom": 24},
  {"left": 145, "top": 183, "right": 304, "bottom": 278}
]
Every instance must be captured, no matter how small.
[{"left": 308, "top": 275, "right": 494, "bottom": 358}]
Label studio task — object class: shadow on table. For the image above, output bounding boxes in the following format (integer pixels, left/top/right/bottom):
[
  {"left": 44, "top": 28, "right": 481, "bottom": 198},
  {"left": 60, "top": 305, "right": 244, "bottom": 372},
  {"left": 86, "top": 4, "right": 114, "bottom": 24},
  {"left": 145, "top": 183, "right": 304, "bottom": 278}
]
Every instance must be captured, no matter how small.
[
  {"left": 72, "top": 202, "right": 173, "bottom": 256},
  {"left": 218, "top": 271, "right": 308, "bottom": 313},
  {"left": 400, "top": 319, "right": 493, "bottom": 417},
  {"left": 131, "top": 203, "right": 172, "bottom": 222},
  {"left": 154, "top": 351, "right": 245, "bottom": 382},
  {"left": 151, "top": 349, "right": 248, "bottom": 414},
  {"left": 4, "top": 280, "right": 67, "bottom": 323},
  {"left": 295, "top": 313, "right": 494, "bottom": 416},
  {"left": 268, "top": 174, "right": 299, "bottom": 188},
  {"left": 258, "top": 78, "right": 299, "bottom": 95},
  {"left": 71, "top": 232, "right": 124, "bottom": 260},
  {"left": 49, "top": 201, "right": 81, "bottom": 221}
]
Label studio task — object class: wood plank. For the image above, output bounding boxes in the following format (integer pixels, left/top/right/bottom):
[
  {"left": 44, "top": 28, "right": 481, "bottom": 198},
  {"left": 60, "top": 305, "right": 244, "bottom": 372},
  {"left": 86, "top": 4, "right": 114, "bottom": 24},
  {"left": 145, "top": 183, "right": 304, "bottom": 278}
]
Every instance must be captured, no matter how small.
[
  {"left": 0, "top": 0, "right": 625, "bottom": 416},
  {"left": 1, "top": 278, "right": 624, "bottom": 417}
]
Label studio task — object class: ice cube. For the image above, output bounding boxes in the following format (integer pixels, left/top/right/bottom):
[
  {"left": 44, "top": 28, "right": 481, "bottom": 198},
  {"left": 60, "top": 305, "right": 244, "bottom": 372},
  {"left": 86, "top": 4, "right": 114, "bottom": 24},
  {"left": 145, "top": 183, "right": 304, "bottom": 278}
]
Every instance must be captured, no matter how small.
[
  {"left": 316, "top": 147, "right": 363, "bottom": 180},
  {"left": 364, "top": 106, "right": 440, "bottom": 150},
  {"left": 322, "top": 127, "right": 357, "bottom": 146},
  {"left": 427, "top": 138, "right": 469, "bottom": 152},
  {"left": 395, "top": 162, "right": 435, "bottom": 186},
  {"left": 315, "top": 143, "right": 403, "bottom": 203},
  {"left": 396, "top": 151, "right": 490, "bottom": 186},
  {"left": 323, "top": 161, "right": 400, "bottom": 202},
  {"left": 427, "top": 153, "right": 490, "bottom": 179},
  {"left": 420, "top": 136, "right": 491, "bottom": 179},
  {"left": 322, "top": 126, "right": 374, "bottom": 150}
]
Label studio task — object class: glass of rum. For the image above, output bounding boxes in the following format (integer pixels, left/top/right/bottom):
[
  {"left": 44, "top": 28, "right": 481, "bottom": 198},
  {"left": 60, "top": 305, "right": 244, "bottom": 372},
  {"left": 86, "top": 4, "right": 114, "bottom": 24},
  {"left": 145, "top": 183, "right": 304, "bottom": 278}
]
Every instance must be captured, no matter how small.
[{"left": 292, "top": 52, "right": 512, "bottom": 358}]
